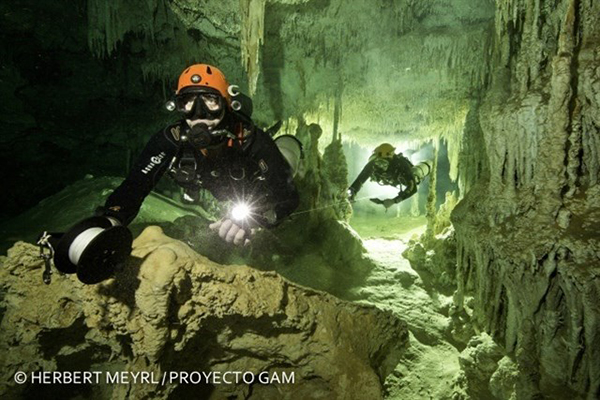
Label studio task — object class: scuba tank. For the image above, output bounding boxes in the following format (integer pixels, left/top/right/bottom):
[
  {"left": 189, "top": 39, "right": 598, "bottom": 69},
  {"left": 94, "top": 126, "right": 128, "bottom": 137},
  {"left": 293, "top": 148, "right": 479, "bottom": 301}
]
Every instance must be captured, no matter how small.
[
  {"left": 412, "top": 161, "right": 432, "bottom": 184},
  {"left": 274, "top": 135, "right": 303, "bottom": 177}
]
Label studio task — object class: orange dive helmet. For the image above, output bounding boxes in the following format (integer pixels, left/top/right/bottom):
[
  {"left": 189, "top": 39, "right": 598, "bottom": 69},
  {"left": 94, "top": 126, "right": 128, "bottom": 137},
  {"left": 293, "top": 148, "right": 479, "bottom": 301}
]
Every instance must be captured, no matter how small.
[
  {"left": 176, "top": 64, "right": 231, "bottom": 105},
  {"left": 173, "top": 64, "right": 237, "bottom": 122}
]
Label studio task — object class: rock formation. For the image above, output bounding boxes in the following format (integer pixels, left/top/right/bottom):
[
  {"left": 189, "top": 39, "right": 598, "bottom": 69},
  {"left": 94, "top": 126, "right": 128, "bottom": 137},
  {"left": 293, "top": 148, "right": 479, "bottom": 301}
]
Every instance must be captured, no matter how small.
[
  {"left": 3, "top": 0, "right": 600, "bottom": 398},
  {"left": 450, "top": 0, "right": 600, "bottom": 398},
  {"left": 0, "top": 226, "right": 408, "bottom": 399}
]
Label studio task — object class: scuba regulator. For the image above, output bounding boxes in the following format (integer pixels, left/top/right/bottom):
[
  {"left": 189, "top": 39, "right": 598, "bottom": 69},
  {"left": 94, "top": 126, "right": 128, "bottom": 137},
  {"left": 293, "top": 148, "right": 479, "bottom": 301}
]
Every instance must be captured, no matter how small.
[{"left": 185, "top": 123, "right": 239, "bottom": 149}]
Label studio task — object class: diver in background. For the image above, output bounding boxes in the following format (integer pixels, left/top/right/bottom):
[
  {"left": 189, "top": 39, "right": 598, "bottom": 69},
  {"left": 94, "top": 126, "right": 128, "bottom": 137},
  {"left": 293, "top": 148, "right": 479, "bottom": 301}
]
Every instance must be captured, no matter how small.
[
  {"left": 98, "top": 64, "right": 300, "bottom": 246},
  {"left": 347, "top": 143, "right": 430, "bottom": 209}
]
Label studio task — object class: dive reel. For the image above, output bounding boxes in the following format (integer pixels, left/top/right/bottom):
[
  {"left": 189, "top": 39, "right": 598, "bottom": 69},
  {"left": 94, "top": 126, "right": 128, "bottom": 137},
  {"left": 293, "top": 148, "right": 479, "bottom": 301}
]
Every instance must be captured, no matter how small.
[{"left": 37, "top": 216, "right": 133, "bottom": 285}]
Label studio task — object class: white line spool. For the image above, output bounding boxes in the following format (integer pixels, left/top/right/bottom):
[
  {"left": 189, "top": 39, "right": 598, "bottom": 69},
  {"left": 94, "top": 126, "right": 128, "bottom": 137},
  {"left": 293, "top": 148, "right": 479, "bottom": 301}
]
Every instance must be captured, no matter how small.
[{"left": 68, "top": 227, "right": 104, "bottom": 265}]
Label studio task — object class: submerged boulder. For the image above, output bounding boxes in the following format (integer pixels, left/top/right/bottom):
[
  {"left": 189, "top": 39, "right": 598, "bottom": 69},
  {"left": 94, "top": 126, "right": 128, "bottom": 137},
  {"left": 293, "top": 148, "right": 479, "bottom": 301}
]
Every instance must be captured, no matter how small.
[{"left": 0, "top": 226, "right": 408, "bottom": 399}]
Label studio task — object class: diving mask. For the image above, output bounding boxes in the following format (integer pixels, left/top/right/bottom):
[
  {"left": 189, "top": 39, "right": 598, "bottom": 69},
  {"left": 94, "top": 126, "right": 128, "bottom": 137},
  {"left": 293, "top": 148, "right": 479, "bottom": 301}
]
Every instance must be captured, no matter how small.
[{"left": 175, "top": 91, "right": 225, "bottom": 120}]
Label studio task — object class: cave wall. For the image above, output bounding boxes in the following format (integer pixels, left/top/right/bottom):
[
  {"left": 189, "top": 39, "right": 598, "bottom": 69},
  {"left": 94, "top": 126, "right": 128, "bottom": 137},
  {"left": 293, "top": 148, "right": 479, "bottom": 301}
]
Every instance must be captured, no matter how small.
[
  {"left": 0, "top": 0, "right": 179, "bottom": 219},
  {"left": 452, "top": 0, "right": 600, "bottom": 398}
]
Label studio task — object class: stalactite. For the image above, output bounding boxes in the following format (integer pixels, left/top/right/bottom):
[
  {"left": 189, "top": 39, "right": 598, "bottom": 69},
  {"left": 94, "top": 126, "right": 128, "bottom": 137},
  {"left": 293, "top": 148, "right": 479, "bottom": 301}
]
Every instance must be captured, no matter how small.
[
  {"left": 457, "top": 103, "right": 487, "bottom": 197},
  {"left": 322, "top": 134, "right": 351, "bottom": 221},
  {"left": 441, "top": 105, "right": 469, "bottom": 183},
  {"left": 87, "top": 0, "right": 161, "bottom": 58},
  {"left": 579, "top": 45, "right": 600, "bottom": 187},
  {"left": 87, "top": 0, "right": 208, "bottom": 87},
  {"left": 534, "top": 0, "right": 577, "bottom": 215},
  {"left": 332, "top": 88, "right": 342, "bottom": 142},
  {"left": 581, "top": 113, "right": 600, "bottom": 186},
  {"left": 409, "top": 193, "right": 420, "bottom": 217},
  {"left": 565, "top": 100, "right": 583, "bottom": 197},
  {"left": 239, "top": 0, "right": 266, "bottom": 96}
]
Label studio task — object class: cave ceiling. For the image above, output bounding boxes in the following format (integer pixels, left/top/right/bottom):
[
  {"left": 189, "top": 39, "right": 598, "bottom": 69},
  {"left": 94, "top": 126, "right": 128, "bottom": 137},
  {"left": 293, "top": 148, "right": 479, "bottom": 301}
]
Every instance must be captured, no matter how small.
[
  {"left": 166, "top": 0, "right": 494, "bottom": 144},
  {"left": 91, "top": 0, "right": 495, "bottom": 147}
]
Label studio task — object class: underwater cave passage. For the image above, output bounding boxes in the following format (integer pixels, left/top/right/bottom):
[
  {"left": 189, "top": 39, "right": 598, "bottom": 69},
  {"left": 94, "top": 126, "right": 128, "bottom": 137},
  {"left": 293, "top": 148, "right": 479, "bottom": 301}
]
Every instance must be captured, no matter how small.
[{"left": 1, "top": 0, "right": 600, "bottom": 399}]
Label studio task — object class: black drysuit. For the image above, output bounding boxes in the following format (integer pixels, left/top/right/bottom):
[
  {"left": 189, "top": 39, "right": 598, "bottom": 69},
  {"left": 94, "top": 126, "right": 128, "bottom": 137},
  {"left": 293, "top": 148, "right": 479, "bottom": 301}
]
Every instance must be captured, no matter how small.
[{"left": 102, "top": 115, "right": 299, "bottom": 227}]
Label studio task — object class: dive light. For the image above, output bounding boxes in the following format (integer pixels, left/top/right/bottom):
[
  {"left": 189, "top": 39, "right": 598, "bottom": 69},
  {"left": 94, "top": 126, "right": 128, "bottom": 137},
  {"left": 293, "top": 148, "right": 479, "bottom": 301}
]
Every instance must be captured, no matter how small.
[{"left": 231, "top": 202, "right": 252, "bottom": 222}]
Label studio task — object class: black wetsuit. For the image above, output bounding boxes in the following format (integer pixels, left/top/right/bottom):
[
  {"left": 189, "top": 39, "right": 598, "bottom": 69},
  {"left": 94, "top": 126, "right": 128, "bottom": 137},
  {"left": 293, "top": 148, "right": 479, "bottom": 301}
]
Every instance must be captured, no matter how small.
[
  {"left": 349, "top": 154, "right": 417, "bottom": 203},
  {"left": 102, "top": 113, "right": 299, "bottom": 227}
]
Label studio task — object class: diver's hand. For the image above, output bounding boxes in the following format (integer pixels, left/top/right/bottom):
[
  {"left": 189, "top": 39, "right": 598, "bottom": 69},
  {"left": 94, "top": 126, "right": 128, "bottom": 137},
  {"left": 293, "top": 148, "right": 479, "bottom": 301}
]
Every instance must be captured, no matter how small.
[{"left": 209, "top": 218, "right": 255, "bottom": 246}]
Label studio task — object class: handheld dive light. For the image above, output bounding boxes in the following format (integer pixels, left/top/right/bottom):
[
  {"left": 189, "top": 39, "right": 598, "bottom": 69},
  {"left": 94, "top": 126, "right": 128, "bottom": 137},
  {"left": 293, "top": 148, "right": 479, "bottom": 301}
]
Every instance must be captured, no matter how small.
[{"left": 230, "top": 202, "right": 252, "bottom": 222}]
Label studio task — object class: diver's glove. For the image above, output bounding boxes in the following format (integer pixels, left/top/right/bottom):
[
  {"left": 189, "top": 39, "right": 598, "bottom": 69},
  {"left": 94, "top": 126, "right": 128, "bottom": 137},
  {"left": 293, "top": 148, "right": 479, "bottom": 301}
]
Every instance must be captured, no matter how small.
[
  {"left": 209, "top": 218, "right": 256, "bottom": 246},
  {"left": 209, "top": 199, "right": 281, "bottom": 245}
]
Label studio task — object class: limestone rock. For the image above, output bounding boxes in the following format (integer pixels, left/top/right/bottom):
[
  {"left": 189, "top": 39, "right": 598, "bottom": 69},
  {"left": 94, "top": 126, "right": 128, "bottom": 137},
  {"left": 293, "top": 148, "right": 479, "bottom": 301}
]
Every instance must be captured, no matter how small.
[
  {"left": 0, "top": 226, "right": 408, "bottom": 399},
  {"left": 403, "top": 226, "right": 457, "bottom": 293},
  {"left": 454, "top": 333, "right": 504, "bottom": 399},
  {"left": 450, "top": 0, "right": 600, "bottom": 398},
  {"left": 489, "top": 356, "right": 518, "bottom": 400}
]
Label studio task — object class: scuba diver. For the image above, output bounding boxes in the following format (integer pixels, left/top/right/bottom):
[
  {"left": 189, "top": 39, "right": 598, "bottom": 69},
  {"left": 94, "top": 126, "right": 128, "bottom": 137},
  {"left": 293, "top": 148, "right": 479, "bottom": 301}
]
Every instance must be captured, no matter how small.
[
  {"left": 101, "top": 63, "right": 300, "bottom": 244},
  {"left": 347, "top": 143, "right": 431, "bottom": 209},
  {"left": 38, "top": 64, "right": 300, "bottom": 284}
]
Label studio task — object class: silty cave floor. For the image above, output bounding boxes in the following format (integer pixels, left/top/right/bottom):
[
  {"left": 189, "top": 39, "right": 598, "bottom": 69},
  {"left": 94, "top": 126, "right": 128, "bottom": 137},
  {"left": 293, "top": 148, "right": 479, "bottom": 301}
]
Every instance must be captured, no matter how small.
[{"left": 350, "top": 214, "right": 461, "bottom": 399}]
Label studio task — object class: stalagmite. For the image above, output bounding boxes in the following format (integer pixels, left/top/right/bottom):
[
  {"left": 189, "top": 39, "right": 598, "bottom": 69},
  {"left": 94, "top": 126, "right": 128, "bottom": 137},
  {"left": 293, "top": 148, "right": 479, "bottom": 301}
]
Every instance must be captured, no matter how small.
[{"left": 425, "top": 138, "right": 439, "bottom": 240}]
